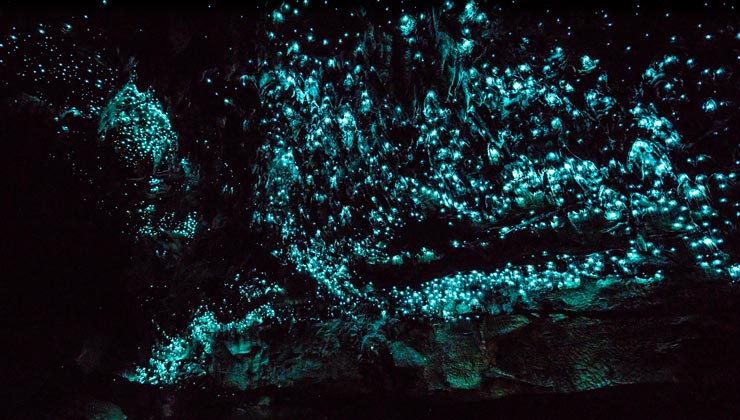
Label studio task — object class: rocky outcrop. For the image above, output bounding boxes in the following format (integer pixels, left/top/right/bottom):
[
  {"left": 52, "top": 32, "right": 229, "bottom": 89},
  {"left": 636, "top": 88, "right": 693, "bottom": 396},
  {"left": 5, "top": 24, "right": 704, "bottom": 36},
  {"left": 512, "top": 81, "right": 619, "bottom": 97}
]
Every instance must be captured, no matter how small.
[{"left": 203, "top": 279, "right": 740, "bottom": 401}]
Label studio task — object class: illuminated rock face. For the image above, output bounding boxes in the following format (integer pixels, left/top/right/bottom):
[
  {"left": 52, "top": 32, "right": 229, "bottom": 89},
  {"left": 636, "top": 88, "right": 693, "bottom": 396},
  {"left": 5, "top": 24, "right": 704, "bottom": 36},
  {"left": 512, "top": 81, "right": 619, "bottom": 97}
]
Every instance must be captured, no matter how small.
[
  {"left": 153, "top": 274, "right": 740, "bottom": 399},
  {"left": 3, "top": 0, "right": 740, "bottom": 410}
]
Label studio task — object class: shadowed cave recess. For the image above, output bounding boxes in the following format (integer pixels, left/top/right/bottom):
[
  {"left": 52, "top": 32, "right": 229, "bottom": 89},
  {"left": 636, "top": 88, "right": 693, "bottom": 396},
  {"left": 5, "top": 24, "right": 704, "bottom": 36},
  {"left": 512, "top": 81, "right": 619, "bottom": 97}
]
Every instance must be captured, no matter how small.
[{"left": 4, "top": 0, "right": 740, "bottom": 418}]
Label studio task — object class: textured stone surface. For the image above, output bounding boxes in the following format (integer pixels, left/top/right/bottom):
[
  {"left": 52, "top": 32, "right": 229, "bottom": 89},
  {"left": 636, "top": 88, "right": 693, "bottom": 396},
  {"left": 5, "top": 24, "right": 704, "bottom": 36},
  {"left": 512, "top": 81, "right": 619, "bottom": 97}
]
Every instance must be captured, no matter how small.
[{"left": 201, "top": 279, "right": 740, "bottom": 401}]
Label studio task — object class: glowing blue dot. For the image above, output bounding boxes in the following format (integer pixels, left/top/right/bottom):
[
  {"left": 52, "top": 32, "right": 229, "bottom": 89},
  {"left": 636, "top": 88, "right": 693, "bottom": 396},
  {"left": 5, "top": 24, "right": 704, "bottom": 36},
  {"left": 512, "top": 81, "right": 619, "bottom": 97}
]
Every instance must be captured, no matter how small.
[
  {"left": 702, "top": 99, "right": 717, "bottom": 112},
  {"left": 400, "top": 14, "right": 416, "bottom": 36}
]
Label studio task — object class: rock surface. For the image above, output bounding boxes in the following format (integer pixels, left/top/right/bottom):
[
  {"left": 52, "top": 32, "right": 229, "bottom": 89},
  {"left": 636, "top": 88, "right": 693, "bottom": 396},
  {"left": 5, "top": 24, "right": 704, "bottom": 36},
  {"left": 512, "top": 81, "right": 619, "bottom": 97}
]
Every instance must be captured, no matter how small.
[{"left": 203, "top": 279, "right": 740, "bottom": 403}]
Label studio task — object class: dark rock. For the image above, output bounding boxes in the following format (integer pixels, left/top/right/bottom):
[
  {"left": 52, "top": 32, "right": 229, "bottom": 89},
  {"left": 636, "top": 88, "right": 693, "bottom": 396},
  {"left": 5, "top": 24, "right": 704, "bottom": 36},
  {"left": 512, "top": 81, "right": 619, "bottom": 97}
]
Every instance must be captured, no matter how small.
[{"left": 201, "top": 280, "right": 740, "bottom": 403}]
